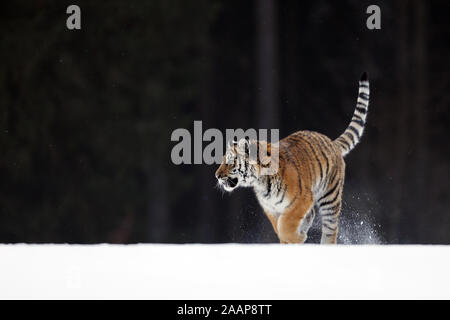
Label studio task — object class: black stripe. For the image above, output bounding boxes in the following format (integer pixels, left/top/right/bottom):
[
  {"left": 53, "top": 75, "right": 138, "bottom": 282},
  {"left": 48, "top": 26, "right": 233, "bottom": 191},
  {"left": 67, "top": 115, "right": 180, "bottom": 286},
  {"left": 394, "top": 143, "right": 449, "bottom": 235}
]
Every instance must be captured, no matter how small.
[
  {"left": 321, "top": 201, "right": 340, "bottom": 211},
  {"left": 275, "top": 154, "right": 286, "bottom": 195},
  {"left": 356, "top": 105, "right": 367, "bottom": 114},
  {"left": 330, "top": 166, "right": 340, "bottom": 184},
  {"left": 237, "top": 159, "right": 243, "bottom": 174},
  {"left": 275, "top": 177, "right": 283, "bottom": 196},
  {"left": 359, "top": 92, "right": 369, "bottom": 100},
  {"left": 320, "top": 203, "right": 341, "bottom": 216},
  {"left": 348, "top": 125, "right": 360, "bottom": 139},
  {"left": 284, "top": 149, "right": 302, "bottom": 193},
  {"left": 357, "top": 101, "right": 368, "bottom": 108},
  {"left": 319, "top": 182, "right": 341, "bottom": 208},
  {"left": 276, "top": 184, "right": 288, "bottom": 205},
  {"left": 351, "top": 116, "right": 365, "bottom": 128},
  {"left": 316, "top": 136, "right": 330, "bottom": 177},
  {"left": 323, "top": 223, "right": 337, "bottom": 231},
  {"left": 264, "top": 177, "right": 272, "bottom": 198},
  {"left": 336, "top": 137, "right": 351, "bottom": 150},
  {"left": 299, "top": 136, "right": 324, "bottom": 183},
  {"left": 324, "top": 233, "right": 336, "bottom": 237},
  {"left": 359, "top": 83, "right": 369, "bottom": 88},
  {"left": 353, "top": 113, "right": 364, "bottom": 121},
  {"left": 311, "top": 139, "right": 325, "bottom": 182},
  {"left": 318, "top": 177, "right": 340, "bottom": 203},
  {"left": 260, "top": 162, "right": 270, "bottom": 168},
  {"left": 276, "top": 176, "right": 283, "bottom": 196},
  {"left": 320, "top": 195, "right": 340, "bottom": 209},
  {"left": 290, "top": 136, "right": 313, "bottom": 183},
  {"left": 285, "top": 193, "right": 298, "bottom": 209},
  {"left": 343, "top": 132, "right": 356, "bottom": 146},
  {"left": 295, "top": 136, "right": 314, "bottom": 186}
]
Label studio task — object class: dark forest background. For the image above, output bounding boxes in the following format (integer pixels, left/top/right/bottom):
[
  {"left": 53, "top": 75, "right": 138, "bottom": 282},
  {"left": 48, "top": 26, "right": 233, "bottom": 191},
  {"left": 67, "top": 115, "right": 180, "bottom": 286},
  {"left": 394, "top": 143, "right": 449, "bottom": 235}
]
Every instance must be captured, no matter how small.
[{"left": 0, "top": 0, "right": 448, "bottom": 244}]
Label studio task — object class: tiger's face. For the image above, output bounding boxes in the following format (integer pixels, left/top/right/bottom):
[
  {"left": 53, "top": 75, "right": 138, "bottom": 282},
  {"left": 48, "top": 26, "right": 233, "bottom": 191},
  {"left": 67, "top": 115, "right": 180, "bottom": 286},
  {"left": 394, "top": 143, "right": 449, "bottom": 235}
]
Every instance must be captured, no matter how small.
[{"left": 215, "top": 138, "right": 257, "bottom": 192}]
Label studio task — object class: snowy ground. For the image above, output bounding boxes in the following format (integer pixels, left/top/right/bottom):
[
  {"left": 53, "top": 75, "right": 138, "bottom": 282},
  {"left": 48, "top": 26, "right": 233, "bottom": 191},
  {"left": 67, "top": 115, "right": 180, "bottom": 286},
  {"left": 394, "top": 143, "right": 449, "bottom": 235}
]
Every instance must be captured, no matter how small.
[{"left": 1, "top": 244, "right": 449, "bottom": 299}]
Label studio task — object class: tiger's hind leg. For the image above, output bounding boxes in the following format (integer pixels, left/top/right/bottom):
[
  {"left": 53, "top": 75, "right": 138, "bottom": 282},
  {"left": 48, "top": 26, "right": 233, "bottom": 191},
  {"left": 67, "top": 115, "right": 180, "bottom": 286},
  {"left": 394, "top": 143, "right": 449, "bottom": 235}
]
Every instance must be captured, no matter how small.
[
  {"left": 318, "top": 201, "right": 341, "bottom": 244},
  {"left": 318, "top": 182, "right": 343, "bottom": 244}
]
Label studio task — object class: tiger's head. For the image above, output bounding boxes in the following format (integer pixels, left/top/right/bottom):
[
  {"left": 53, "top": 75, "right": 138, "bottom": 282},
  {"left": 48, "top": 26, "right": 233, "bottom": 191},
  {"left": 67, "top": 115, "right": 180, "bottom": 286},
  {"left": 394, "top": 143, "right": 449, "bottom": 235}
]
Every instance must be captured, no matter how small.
[{"left": 215, "top": 138, "right": 275, "bottom": 192}]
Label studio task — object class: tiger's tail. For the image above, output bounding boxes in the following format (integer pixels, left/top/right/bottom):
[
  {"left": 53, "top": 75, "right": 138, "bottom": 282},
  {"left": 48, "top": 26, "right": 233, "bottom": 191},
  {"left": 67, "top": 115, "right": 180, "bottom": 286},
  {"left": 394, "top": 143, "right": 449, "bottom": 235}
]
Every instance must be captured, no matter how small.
[{"left": 334, "top": 72, "right": 370, "bottom": 157}]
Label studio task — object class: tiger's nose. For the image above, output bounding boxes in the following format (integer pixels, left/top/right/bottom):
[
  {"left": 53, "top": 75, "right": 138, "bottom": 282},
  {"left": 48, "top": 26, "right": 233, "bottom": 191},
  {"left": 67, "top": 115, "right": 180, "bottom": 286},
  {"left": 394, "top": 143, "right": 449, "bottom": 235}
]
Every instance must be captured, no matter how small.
[{"left": 215, "top": 171, "right": 223, "bottom": 179}]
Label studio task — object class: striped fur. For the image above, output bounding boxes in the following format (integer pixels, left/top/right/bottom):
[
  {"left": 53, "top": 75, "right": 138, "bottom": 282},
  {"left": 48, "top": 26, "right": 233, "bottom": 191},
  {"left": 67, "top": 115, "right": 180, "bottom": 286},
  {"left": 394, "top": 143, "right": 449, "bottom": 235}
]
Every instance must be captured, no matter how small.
[
  {"left": 216, "top": 73, "right": 370, "bottom": 244},
  {"left": 335, "top": 72, "right": 370, "bottom": 156}
]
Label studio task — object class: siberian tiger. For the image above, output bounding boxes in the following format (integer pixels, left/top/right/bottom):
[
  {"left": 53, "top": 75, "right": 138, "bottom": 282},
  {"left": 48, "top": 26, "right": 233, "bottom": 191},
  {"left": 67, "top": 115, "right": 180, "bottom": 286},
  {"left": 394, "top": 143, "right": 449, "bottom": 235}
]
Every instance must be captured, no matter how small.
[{"left": 215, "top": 73, "right": 370, "bottom": 244}]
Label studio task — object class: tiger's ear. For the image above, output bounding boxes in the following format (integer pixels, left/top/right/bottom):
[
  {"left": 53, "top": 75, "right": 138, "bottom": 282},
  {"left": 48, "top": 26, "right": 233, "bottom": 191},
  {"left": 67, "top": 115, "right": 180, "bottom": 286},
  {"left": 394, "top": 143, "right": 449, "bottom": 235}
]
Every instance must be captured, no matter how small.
[
  {"left": 255, "top": 141, "right": 278, "bottom": 176},
  {"left": 237, "top": 137, "right": 250, "bottom": 154},
  {"left": 258, "top": 141, "right": 272, "bottom": 164},
  {"left": 227, "top": 136, "right": 238, "bottom": 149}
]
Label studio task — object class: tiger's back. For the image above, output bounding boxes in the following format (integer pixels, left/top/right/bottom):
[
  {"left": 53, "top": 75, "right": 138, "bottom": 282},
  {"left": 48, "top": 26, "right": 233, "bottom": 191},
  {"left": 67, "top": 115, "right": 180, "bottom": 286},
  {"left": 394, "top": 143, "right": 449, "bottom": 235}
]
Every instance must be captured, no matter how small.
[{"left": 281, "top": 130, "right": 345, "bottom": 196}]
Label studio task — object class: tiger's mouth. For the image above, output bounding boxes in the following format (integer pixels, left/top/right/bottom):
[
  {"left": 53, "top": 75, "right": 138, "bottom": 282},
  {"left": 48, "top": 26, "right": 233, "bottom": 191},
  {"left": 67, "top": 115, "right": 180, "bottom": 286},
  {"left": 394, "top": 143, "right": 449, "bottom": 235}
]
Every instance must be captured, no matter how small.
[
  {"left": 228, "top": 177, "right": 238, "bottom": 188},
  {"left": 220, "top": 177, "right": 239, "bottom": 191}
]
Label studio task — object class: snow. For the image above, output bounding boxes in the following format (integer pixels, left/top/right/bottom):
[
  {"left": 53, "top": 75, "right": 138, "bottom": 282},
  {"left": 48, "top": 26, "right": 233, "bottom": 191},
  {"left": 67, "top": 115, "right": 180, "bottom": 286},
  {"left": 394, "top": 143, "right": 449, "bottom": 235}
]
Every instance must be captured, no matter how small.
[{"left": 1, "top": 244, "right": 449, "bottom": 299}]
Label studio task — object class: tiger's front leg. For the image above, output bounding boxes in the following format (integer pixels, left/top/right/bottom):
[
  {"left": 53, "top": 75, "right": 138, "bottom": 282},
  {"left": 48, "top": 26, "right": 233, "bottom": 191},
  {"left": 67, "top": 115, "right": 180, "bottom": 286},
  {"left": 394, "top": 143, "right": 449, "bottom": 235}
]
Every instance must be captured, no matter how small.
[
  {"left": 263, "top": 210, "right": 287, "bottom": 243},
  {"left": 264, "top": 210, "right": 278, "bottom": 235},
  {"left": 277, "top": 193, "right": 314, "bottom": 244}
]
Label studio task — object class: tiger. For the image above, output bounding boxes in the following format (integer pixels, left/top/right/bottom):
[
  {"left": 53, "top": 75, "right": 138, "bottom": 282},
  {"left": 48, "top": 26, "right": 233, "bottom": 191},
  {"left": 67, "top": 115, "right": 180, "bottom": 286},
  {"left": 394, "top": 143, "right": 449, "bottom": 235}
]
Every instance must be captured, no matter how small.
[{"left": 215, "top": 73, "right": 370, "bottom": 244}]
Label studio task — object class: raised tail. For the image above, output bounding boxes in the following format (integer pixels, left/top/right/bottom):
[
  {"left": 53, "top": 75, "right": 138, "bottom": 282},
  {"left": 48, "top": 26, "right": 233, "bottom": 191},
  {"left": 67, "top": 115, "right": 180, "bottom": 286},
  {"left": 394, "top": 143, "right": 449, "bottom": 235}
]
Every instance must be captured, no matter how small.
[{"left": 334, "top": 72, "right": 370, "bottom": 157}]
